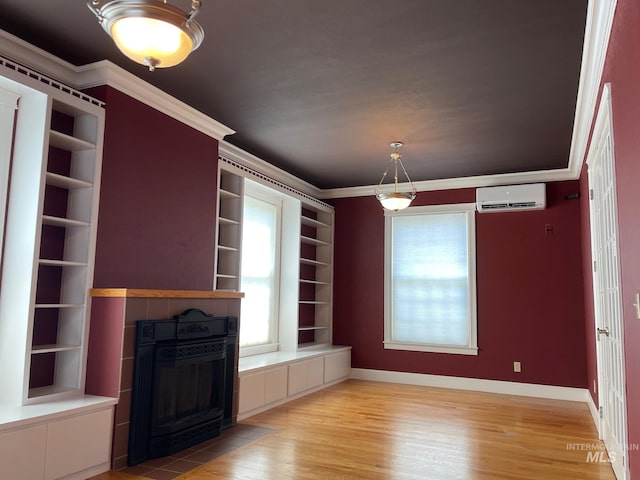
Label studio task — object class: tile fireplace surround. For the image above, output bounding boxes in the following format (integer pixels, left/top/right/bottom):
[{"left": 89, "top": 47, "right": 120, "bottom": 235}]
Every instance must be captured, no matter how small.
[{"left": 86, "top": 289, "right": 244, "bottom": 470}]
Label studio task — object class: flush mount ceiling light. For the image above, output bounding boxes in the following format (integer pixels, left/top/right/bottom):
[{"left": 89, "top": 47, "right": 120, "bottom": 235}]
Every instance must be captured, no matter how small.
[
  {"left": 375, "top": 142, "right": 417, "bottom": 211},
  {"left": 87, "top": 0, "right": 204, "bottom": 71}
]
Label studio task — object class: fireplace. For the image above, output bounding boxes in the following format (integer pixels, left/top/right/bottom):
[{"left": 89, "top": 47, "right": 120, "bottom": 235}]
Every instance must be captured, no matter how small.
[{"left": 128, "top": 308, "right": 237, "bottom": 466}]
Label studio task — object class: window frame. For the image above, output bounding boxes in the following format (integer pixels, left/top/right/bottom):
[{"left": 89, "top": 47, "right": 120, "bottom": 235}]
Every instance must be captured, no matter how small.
[
  {"left": 383, "top": 202, "right": 478, "bottom": 355},
  {"left": 239, "top": 180, "right": 284, "bottom": 357}
]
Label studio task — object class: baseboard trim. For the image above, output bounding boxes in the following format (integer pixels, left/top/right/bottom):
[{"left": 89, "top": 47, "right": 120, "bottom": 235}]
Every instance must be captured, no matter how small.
[
  {"left": 350, "top": 368, "right": 590, "bottom": 403},
  {"left": 60, "top": 462, "right": 110, "bottom": 480},
  {"left": 586, "top": 391, "right": 601, "bottom": 436}
]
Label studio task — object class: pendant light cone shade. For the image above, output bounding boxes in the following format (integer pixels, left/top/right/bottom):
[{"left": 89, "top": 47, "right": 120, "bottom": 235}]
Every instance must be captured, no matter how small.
[
  {"left": 87, "top": 0, "right": 204, "bottom": 71},
  {"left": 375, "top": 142, "right": 417, "bottom": 211}
]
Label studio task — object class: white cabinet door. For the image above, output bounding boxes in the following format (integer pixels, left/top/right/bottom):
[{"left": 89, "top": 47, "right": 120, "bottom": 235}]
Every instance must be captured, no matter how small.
[
  {"left": 239, "top": 371, "right": 266, "bottom": 414},
  {"left": 264, "top": 366, "right": 287, "bottom": 404},
  {"left": 45, "top": 408, "right": 113, "bottom": 480},
  {"left": 288, "top": 358, "right": 325, "bottom": 396},
  {"left": 324, "top": 350, "right": 351, "bottom": 383},
  {"left": 288, "top": 361, "right": 308, "bottom": 396},
  {"left": 307, "top": 357, "right": 324, "bottom": 389},
  {"left": 0, "top": 424, "right": 47, "bottom": 480}
]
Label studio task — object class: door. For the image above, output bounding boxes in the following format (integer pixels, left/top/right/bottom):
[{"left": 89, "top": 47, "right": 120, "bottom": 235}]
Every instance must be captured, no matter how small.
[{"left": 587, "top": 83, "right": 628, "bottom": 479}]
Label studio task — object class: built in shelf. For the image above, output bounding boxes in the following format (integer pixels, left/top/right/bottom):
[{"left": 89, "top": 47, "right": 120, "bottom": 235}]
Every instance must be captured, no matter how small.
[
  {"left": 39, "top": 259, "right": 87, "bottom": 267},
  {"left": 45, "top": 172, "right": 92, "bottom": 189},
  {"left": 301, "top": 216, "right": 330, "bottom": 228},
  {"left": 28, "top": 384, "right": 81, "bottom": 400},
  {"left": 216, "top": 273, "right": 238, "bottom": 279},
  {"left": 300, "top": 257, "right": 329, "bottom": 266},
  {"left": 219, "top": 188, "right": 241, "bottom": 199},
  {"left": 299, "top": 279, "right": 329, "bottom": 285},
  {"left": 219, "top": 217, "right": 240, "bottom": 225},
  {"left": 0, "top": 91, "right": 105, "bottom": 408},
  {"left": 215, "top": 169, "right": 243, "bottom": 292},
  {"left": 49, "top": 130, "right": 96, "bottom": 152},
  {"left": 31, "top": 344, "right": 81, "bottom": 354},
  {"left": 42, "top": 215, "right": 90, "bottom": 228},
  {"left": 35, "top": 304, "right": 83, "bottom": 309},
  {"left": 300, "top": 235, "right": 330, "bottom": 246}
]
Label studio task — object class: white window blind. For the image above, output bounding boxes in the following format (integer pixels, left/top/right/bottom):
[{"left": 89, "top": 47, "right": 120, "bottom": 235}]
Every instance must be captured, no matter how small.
[
  {"left": 384, "top": 203, "right": 477, "bottom": 355},
  {"left": 240, "top": 186, "right": 281, "bottom": 352}
]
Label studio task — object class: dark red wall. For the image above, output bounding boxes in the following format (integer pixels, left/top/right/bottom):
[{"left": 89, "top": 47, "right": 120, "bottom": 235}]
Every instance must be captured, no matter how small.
[
  {"left": 579, "top": 0, "right": 640, "bottom": 473},
  {"left": 333, "top": 181, "right": 587, "bottom": 387},
  {"left": 88, "top": 87, "right": 219, "bottom": 290}
]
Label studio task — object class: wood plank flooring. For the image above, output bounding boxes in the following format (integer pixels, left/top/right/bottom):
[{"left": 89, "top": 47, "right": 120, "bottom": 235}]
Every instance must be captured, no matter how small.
[{"left": 91, "top": 379, "right": 616, "bottom": 480}]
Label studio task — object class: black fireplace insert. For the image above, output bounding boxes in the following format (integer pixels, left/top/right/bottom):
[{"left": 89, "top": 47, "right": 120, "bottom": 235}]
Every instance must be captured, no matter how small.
[{"left": 128, "top": 308, "right": 237, "bottom": 466}]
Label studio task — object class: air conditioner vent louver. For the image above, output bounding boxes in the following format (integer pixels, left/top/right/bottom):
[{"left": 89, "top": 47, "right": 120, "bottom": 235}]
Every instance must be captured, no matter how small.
[{"left": 476, "top": 184, "right": 546, "bottom": 212}]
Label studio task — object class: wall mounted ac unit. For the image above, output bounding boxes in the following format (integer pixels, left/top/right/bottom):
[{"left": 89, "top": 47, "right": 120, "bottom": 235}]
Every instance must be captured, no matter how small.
[{"left": 476, "top": 183, "right": 546, "bottom": 212}]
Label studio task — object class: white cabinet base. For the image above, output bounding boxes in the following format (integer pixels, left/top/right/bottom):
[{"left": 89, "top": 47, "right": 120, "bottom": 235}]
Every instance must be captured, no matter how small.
[
  {"left": 0, "top": 399, "right": 114, "bottom": 480},
  {"left": 238, "top": 347, "right": 351, "bottom": 419}
]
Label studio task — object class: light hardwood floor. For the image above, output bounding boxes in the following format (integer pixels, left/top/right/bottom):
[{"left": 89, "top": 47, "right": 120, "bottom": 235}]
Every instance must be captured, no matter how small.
[{"left": 92, "top": 379, "right": 616, "bottom": 480}]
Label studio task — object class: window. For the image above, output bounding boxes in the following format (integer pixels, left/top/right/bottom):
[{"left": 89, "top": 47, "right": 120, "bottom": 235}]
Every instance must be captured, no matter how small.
[
  {"left": 384, "top": 203, "right": 477, "bottom": 355},
  {"left": 239, "top": 181, "right": 283, "bottom": 355}
]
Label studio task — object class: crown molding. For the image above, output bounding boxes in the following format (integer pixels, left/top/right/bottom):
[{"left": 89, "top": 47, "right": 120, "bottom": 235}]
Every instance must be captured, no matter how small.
[
  {"left": 74, "top": 60, "right": 235, "bottom": 140},
  {"left": 0, "top": 29, "right": 234, "bottom": 142},
  {"left": 218, "top": 141, "right": 323, "bottom": 199},
  {"left": 319, "top": 167, "right": 576, "bottom": 199},
  {"left": 566, "top": 0, "right": 617, "bottom": 179}
]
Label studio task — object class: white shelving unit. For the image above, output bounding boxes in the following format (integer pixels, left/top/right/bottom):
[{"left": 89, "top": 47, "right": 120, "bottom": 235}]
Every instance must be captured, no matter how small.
[
  {"left": 214, "top": 158, "right": 335, "bottom": 352},
  {"left": 214, "top": 168, "right": 244, "bottom": 291},
  {"left": 0, "top": 78, "right": 104, "bottom": 405},
  {"left": 30, "top": 99, "right": 103, "bottom": 402},
  {"left": 298, "top": 204, "right": 333, "bottom": 349}
]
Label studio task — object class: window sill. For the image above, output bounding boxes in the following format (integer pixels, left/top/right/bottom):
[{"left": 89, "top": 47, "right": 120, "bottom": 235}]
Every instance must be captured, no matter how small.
[
  {"left": 383, "top": 341, "right": 478, "bottom": 355},
  {"left": 239, "top": 342, "right": 279, "bottom": 358}
]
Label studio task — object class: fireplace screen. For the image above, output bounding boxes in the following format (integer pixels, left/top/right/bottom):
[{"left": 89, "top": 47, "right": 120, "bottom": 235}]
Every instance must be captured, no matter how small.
[
  {"left": 129, "top": 309, "right": 237, "bottom": 466},
  {"left": 152, "top": 338, "right": 225, "bottom": 435}
]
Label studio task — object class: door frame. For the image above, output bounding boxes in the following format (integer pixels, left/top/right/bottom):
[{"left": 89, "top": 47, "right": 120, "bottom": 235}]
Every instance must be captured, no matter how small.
[{"left": 586, "top": 82, "right": 629, "bottom": 479}]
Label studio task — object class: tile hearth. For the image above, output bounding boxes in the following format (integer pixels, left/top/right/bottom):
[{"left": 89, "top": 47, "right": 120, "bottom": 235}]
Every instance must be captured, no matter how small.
[{"left": 110, "top": 424, "right": 273, "bottom": 480}]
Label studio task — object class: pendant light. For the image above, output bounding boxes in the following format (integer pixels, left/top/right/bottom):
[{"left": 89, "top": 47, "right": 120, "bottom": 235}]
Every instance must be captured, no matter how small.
[
  {"left": 87, "top": 0, "right": 204, "bottom": 71},
  {"left": 375, "top": 142, "right": 417, "bottom": 211}
]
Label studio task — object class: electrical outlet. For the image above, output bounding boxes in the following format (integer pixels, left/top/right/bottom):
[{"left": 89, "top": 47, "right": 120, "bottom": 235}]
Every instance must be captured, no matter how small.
[
  {"left": 593, "top": 379, "right": 597, "bottom": 393},
  {"left": 513, "top": 361, "right": 521, "bottom": 373}
]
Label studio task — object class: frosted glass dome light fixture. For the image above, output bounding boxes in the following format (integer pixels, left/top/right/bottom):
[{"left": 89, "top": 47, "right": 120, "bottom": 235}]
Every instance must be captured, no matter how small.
[
  {"left": 375, "top": 142, "right": 417, "bottom": 211},
  {"left": 87, "top": 0, "right": 204, "bottom": 71}
]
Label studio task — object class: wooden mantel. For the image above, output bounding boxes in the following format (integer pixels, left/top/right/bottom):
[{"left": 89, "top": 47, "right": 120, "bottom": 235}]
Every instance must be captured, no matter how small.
[{"left": 90, "top": 288, "right": 244, "bottom": 299}]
